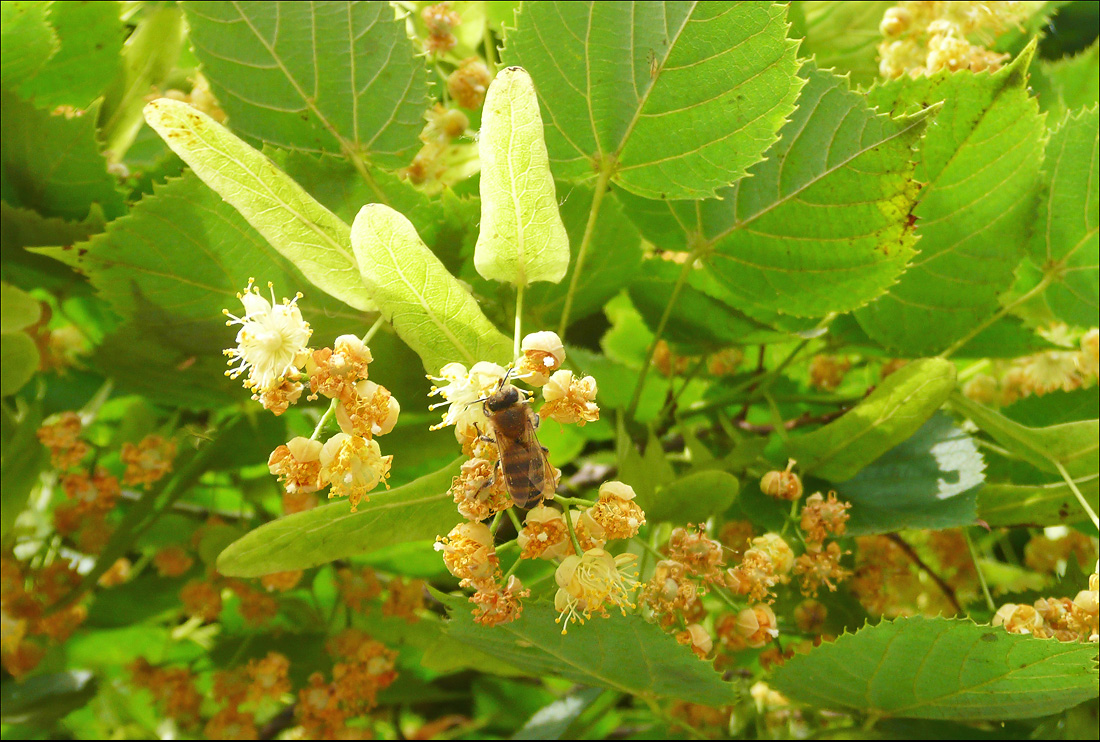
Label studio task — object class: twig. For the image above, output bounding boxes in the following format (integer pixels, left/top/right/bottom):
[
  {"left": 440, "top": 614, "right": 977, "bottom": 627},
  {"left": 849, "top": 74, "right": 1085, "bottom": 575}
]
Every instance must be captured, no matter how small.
[{"left": 885, "top": 533, "right": 962, "bottom": 614}]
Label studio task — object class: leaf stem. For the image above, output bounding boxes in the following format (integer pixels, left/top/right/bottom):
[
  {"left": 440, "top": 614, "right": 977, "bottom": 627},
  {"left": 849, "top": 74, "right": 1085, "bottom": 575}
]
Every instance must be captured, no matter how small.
[
  {"left": 483, "top": 21, "right": 499, "bottom": 74},
  {"left": 1054, "top": 459, "right": 1100, "bottom": 532},
  {"left": 964, "top": 529, "right": 996, "bottom": 613},
  {"left": 558, "top": 167, "right": 613, "bottom": 339},
  {"left": 626, "top": 246, "right": 701, "bottom": 420}
]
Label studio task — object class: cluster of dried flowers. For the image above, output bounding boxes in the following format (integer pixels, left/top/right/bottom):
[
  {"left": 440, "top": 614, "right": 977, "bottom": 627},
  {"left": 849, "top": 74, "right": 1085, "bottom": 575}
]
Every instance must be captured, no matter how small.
[
  {"left": 963, "top": 327, "right": 1100, "bottom": 406},
  {"left": 635, "top": 462, "right": 853, "bottom": 665},
  {"left": 1, "top": 412, "right": 178, "bottom": 678}
]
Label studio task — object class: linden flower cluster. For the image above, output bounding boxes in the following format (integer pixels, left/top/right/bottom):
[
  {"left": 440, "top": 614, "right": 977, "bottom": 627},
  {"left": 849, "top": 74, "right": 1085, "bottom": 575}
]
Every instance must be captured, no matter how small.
[
  {"left": 36, "top": 411, "right": 176, "bottom": 568},
  {"left": 995, "top": 567, "right": 1099, "bottom": 643},
  {"left": 636, "top": 475, "right": 852, "bottom": 663},
  {"left": 432, "top": 331, "right": 643, "bottom": 631},
  {"left": 223, "top": 281, "right": 399, "bottom": 512},
  {"left": 2, "top": 555, "right": 87, "bottom": 679},
  {"left": 877, "top": 1, "right": 1035, "bottom": 78},
  {"left": 963, "top": 328, "right": 1100, "bottom": 406}
]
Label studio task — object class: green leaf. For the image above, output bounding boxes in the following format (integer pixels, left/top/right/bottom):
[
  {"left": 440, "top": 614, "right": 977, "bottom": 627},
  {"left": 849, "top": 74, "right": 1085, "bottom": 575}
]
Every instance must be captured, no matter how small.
[
  {"left": 618, "top": 66, "right": 928, "bottom": 317},
  {"left": 771, "top": 616, "right": 1100, "bottom": 721},
  {"left": 950, "top": 392, "right": 1098, "bottom": 479},
  {"left": 786, "top": 358, "right": 957, "bottom": 481},
  {"left": 796, "top": 1, "right": 894, "bottom": 87},
  {"left": 18, "top": 1, "right": 125, "bottom": 111},
  {"left": 0, "top": 402, "right": 46, "bottom": 539},
  {"left": 513, "top": 688, "right": 604, "bottom": 740},
  {"left": 0, "top": 670, "right": 97, "bottom": 726},
  {"left": 0, "top": 1, "right": 58, "bottom": 90},
  {"left": 36, "top": 173, "right": 371, "bottom": 407},
  {"left": 1002, "top": 386, "right": 1100, "bottom": 427},
  {"left": 979, "top": 477, "right": 1100, "bottom": 527},
  {"left": 505, "top": 2, "right": 802, "bottom": 199},
  {"left": 616, "top": 422, "right": 675, "bottom": 513},
  {"left": 98, "top": 5, "right": 185, "bottom": 159},
  {"left": 649, "top": 470, "right": 740, "bottom": 524},
  {"left": 442, "top": 597, "right": 734, "bottom": 706},
  {"left": 0, "top": 202, "right": 106, "bottom": 296},
  {"left": 217, "top": 459, "right": 463, "bottom": 578},
  {"left": 1, "top": 332, "right": 38, "bottom": 397},
  {"left": 627, "top": 259, "right": 782, "bottom": 352},
  {"left": 351, "top": 204, "right": 512, "bottom": 372},
  {"left": 836, "top": 414, "right": 983, "bottom": 535},
  {"left": 1, "top": 92, "right": 126, "bottom": 221},
  {"left": 1040, "top": 41, "right": 1099, "bottom": 118},
  {"left": 143, "top": 101, "right": 374, "bottom": 312},
  {"left": 0, "top": 281, "right": 40, "bottom": 333},
  {"left": 475, "top": 66, "right": 569, "bottom": 286},
  {"left": 526, "top": 186, "right": 643, "bottom": 326},
  {"left": 182, "top": 1, "right": 430, "bottom": 167},
  {"left": 1029, "top": 106, "right": 1098, "bottom": 327},
  {"left": 855, "top": 46, "right": 1046, "bottom": 354}
]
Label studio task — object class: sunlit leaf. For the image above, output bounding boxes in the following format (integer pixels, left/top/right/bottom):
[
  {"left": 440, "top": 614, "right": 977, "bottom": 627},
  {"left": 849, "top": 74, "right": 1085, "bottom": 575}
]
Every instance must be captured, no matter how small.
[
  {"left": 505, "top": 2, "right": 802, "bottom": 199},
  {"left": 217, "top": 460, "right": 463, "bottom": 578},
  {"left": 771, "top": 616, "right": 1100, "bottom": 721},
  {"left": 183, "top": 1, "right": 430, "bottom": 166},
  {"left": 144, "top": 98, "right": 374, "bottom": 312},
  {"left": 787, "top": 358, "right": 957, "bottom": 481},
  {"left": 351, "top": 204, "right": 512, "bottom": 372},
  {"left": 475, "top": 66, "right": 569, "bottom": 286},
  {"left": 616, "top": 66, "right": 929, "bottom": 317},
  {"left": 855, "top": 46, "right": 1046, "bottom": 354},
  {"left": 1029, "top": 106, "right": 1098, "bottom": 328}
]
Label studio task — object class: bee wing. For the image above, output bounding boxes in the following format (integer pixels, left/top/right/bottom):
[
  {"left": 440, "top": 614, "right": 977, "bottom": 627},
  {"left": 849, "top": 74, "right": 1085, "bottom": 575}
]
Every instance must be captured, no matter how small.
[{"left": 496, "top": 422, "right": 548, "bottom": 509}]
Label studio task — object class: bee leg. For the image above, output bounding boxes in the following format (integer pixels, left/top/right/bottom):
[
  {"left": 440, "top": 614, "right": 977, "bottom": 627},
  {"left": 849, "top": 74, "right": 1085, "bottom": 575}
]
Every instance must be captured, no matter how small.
[
  {"left": 472, "top": 422, "right": 495, "bottom": 446},
  {"left": 477, "top": 458, "right": 504, "bottom": 495}
]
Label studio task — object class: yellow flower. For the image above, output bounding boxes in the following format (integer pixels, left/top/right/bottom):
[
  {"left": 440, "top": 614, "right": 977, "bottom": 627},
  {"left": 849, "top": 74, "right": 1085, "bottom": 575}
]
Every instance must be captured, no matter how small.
[
  {"left": 553, "top": 548, "right": 637, "bottom": 632},
  {"left": 223, "top": 280, "right": 311, "bottom": 394},
  {"left": 541, "top": 370, "right": 599, "bottom": 425},
  {"left": 319, "top": 433, "right": 391, "bottom": 511},
  {"left": 427, "top": 361, "right": 507, "bottom": 440},
  {"left": 516, "top": 331, "right": 566, "bottom": 386}
]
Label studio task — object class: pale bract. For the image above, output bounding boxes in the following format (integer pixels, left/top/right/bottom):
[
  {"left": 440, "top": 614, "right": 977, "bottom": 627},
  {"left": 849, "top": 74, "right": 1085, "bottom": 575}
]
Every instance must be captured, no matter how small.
[{"left": 474, "top": 66, "right": 569, "bottom": 287}]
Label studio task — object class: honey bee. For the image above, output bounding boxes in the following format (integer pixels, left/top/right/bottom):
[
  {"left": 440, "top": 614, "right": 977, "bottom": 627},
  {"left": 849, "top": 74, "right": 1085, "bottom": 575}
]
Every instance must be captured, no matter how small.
[{"left": 481, "top": 381, "right": 557, "bottom": 508}]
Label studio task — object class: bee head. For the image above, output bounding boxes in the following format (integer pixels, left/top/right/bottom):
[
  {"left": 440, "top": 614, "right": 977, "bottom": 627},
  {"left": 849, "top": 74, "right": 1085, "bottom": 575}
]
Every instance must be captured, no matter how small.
[{"left": 485, "top": 384, "right": 520, "bottom": 412}]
